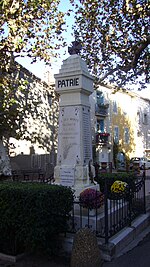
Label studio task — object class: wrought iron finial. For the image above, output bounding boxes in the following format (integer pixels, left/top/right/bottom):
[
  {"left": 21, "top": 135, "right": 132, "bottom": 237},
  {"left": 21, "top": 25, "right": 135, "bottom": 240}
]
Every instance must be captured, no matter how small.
[{"left": 68, "top": 39, "right": 82, "bottom": 55}]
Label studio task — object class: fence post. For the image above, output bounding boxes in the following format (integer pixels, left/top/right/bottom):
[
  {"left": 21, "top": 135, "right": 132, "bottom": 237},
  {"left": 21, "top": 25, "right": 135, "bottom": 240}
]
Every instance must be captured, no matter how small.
[
  {"left": 109, "top": 162, "right": 112, "bottom": 173},
  {"left": 143, "top": 164, "right": 146, "bottom": 213},
  {"left": 104, "top": 178, "right": 109, "bottom": 244},
  {"left": 128, "top": 187, "right": 132, "bottom": 226}
]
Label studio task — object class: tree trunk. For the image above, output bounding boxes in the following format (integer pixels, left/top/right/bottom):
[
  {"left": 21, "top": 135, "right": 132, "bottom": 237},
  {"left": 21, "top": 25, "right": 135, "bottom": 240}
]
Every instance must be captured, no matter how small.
[{"left": 0, "top": 139, "right": 12, "bottom": 178}]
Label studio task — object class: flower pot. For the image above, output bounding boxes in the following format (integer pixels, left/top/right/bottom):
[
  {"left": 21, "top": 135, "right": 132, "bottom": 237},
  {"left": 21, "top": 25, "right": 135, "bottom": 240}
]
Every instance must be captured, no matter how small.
[{"left": 108, "top": 192, "right": 125, "bottom": 200}]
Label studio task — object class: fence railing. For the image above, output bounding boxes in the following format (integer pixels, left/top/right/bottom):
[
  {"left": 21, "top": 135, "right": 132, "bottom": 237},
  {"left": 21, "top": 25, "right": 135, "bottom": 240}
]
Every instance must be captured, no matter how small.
[
  {"left": 12, "top": 169, "right": 55, "bottom": 183},
  {"left": 67, "top": 175, "right": 146, "bottom": 243}
]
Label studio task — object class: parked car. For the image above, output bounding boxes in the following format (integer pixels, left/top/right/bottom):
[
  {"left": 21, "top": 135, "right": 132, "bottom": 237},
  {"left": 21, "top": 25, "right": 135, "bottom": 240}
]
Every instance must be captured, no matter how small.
[{"left": 130, "top": 157, "right": 150, "bottom": 170}]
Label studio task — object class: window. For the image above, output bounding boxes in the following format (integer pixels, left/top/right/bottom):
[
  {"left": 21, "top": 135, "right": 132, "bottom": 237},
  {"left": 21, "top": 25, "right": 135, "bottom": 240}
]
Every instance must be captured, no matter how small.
[
  {"left": 143, "top": 113, "right": 148, "bottom": 125},
  {"left": 114, "top": 126, "right": 119, "bottom": 143},
  {"left": 97, "top": 119, "right": 104, "bottom": 132},
  {"left": 124, "top": 127, "right": 129, "bottom": 144},
  {"left": 96, "top": 91, "right": 104, "bottom": 105},
  {"left": 113, "top": 101, "right": 117, "bottom": 113}
]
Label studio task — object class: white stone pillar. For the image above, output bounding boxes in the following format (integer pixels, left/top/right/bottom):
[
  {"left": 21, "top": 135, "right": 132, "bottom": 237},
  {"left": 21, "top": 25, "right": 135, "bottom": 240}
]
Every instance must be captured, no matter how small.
[{"left": 54, "top": 55, "right": 94, "bottom": 193}]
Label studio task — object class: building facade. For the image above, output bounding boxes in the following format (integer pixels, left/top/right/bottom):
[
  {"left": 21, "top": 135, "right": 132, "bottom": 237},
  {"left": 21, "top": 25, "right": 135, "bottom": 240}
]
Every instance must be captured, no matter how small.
[
  {"left": 9, "top": 63, "right": 150, "bottom": 172},
  {"left": 9, "top": 63, "right": 59, "bottom": 173},
  {"left": 90, "top": 85, "right": 150, "bottom": 168}
]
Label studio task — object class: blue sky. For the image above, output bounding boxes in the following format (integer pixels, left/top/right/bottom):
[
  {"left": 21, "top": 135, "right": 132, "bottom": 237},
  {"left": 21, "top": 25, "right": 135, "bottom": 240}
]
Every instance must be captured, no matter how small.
[{"left": 17, "top": 0, "right": 75, "bottom": 81}]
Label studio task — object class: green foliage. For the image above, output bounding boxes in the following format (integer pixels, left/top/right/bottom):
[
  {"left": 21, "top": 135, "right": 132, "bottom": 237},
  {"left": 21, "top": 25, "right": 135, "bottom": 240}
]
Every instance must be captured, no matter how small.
[
  {"left": 0, "top": 182, "right": 74, "bottom": 255},
  {"left": 72, "top": 0, "right": 149, "bottom": 90},
  {"left": 0, "top": 0, "right": 65, "bottom": 141},
  {"left": 0, "top": 0, "right": 65, "bottom": 63},
  {"left": 95, "top": 172, "right": 136, "bottom": 193}
]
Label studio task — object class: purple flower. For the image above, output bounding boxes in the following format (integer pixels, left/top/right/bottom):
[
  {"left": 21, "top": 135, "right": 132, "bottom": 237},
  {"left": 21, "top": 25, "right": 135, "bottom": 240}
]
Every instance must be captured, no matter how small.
[{"left": 79, "top": 188, "right": 104, "bottom": 210}]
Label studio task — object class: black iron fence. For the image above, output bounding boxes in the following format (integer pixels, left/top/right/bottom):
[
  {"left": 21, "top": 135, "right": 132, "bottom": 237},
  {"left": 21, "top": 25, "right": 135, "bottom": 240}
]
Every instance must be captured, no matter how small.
[
  {"left": 67, "top": 174, "right": 146, "bottom": 243},
  {"left": 12, "top": 169, "right": 55, "bottom": 183}
]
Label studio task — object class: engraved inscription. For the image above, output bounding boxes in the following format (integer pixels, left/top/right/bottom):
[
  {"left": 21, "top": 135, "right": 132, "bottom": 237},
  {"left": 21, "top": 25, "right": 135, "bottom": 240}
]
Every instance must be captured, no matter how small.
[
  {"left": 82, "top": 108, "right": 92, "bottom": 162},
  {"left": 58, "top": 107, "right": 80, "bottom": 164},
  {"left": 60, "top": 168, "right": 75, "bottom": 186}
]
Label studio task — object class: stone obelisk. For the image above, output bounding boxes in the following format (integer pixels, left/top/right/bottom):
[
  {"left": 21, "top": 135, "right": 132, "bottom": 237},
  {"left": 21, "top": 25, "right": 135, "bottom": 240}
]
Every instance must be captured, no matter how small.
[{"left": 54, "top": 41, "right": 94, "bottom": 195}]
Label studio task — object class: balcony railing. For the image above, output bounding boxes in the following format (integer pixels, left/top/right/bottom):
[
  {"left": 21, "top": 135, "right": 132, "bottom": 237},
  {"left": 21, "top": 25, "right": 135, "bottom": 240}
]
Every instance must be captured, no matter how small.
[
  {"left": 96, "top": 132, "right": 110, "bottom": 145},
  {"left": 95, "top": 103, "right": 109, "bottom": 116}
]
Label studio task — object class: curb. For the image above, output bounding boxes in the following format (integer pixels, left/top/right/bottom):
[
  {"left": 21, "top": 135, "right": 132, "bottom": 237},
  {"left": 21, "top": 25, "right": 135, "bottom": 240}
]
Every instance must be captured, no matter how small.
[
  {"left": 0, "top": 252, "right": 26, "bottom": 263},
  {"left": 61, "top": 211, "right": 150, "bottom": 262},
  {"left": 98, "top": 211, "right": 150, "bottom": 261}
]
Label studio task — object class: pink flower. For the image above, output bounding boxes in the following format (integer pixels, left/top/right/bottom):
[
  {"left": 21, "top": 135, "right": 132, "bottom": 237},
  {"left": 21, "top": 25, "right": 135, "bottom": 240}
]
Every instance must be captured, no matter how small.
[{"left": 79, "top": 188, "right": 104, "bottom": 210}]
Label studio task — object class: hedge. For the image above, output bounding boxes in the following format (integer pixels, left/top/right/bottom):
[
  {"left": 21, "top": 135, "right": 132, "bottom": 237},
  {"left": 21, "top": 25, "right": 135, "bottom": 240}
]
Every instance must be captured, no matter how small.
[
  {"left": 0, "top": 182, "right": 74, "bottom": 256},
  {"left": 95, "top": 172, "right": 137, "bottom": 193}
]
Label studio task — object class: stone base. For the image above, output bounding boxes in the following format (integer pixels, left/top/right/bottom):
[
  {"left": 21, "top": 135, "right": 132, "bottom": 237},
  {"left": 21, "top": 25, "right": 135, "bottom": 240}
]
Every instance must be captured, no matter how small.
[
  {"left": 75, "top": 206, "right": 104, "bottom": 217},
  {"left": 54, "top": 164, "right": 100, "bottom": 197},
  {"left": 54, "top": 164, "right": 90, "bottom": 187}
]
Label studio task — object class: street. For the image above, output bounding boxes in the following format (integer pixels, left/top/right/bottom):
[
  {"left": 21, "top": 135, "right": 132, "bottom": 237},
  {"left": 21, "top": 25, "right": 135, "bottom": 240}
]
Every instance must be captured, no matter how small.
[{"left": 102, "top": 231, "right": 150, "bottom": 267}]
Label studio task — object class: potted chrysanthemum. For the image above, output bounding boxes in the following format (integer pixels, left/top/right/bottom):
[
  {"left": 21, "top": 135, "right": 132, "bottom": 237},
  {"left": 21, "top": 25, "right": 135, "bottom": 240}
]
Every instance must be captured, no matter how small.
[
  {"left": 79, "top": 188, "right": 104, "bottom": 215},
  {"left": 110, "top": 180, "right": 128, "bottom": 199}
]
